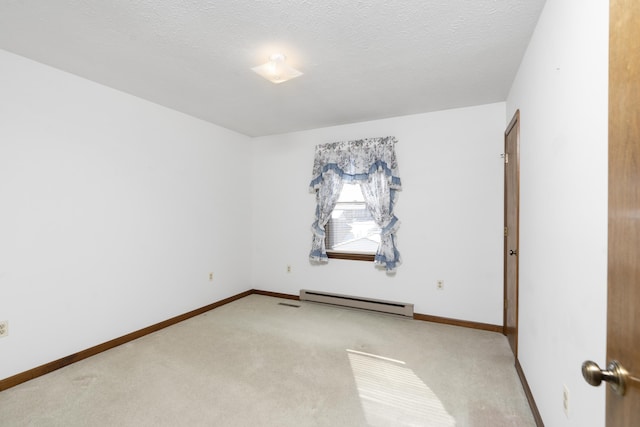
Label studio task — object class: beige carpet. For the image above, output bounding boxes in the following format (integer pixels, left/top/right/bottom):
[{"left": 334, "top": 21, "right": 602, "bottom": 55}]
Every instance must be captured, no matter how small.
[{"left": 0, "top": 294, "right": 536, "bottom": 426}]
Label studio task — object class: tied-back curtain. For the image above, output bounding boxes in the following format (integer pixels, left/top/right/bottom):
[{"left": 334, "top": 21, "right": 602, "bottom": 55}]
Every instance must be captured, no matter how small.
[
  {"left": 360, "top": 171, "right": 401, "bottom": 270},
  {"left": 309, "top": 169, "right": 343, "bottom": 261},
  {"left": 309, "top": 136, "right": 402, "bottom": 272}
]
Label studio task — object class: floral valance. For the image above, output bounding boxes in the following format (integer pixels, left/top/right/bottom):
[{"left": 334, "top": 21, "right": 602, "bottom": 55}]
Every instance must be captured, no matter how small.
[{"left": 309, "top": 136, "right": 402, "bottom": 190}]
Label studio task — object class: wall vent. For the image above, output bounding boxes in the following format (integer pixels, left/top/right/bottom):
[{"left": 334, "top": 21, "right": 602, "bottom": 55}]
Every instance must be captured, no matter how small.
[{"left": 300, "top": 289, "right": 413, "bottom": 317}]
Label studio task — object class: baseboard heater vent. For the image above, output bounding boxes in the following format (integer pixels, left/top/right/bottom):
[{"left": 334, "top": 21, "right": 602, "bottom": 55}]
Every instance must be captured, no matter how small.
[{"left": 300, "top": 289, "right": 414, "bottom": 317}]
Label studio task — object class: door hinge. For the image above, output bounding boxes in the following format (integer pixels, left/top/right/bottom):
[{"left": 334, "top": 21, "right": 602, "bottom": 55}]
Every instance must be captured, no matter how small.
[{"left": 504, "top": 227, "right": 508, "bottom": 237}]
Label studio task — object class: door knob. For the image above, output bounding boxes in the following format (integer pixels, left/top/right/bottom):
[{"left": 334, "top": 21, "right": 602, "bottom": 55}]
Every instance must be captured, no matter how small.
[
  {"left": 509, "top": 249, "right": 517, "bottom": 256},
  {"left": 581, "top": 360, "right": 628, "bottom": 396}
]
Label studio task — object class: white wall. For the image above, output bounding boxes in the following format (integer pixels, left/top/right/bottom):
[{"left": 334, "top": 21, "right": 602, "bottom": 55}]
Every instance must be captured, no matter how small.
[
  {"left": 506, "top": 0, "right": 609, "bottom": 425},
  {"left": 251, "top": 102, "right": 506, "bottom": 325},
  {"left": 0, "top": 50, "right": 252, "bottom": 379}
]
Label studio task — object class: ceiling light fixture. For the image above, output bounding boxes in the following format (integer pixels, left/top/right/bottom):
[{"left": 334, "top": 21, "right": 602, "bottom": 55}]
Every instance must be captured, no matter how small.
[{"left": 252, "top": 53, "right": 303, "bottom": 84}]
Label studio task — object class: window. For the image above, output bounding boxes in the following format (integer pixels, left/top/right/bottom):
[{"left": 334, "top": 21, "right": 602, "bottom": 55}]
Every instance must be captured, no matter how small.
[
  {"left": 325, "top": 183, "right": 381, "bottom": 261},
  {"left": 309, "top": 137, "right": 401, "bottom": 272}
]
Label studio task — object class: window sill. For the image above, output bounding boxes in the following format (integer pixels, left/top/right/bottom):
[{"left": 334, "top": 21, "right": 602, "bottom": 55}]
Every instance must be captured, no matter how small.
[{"left": 326, "top": 252, "right": 374, "bottom": 262}]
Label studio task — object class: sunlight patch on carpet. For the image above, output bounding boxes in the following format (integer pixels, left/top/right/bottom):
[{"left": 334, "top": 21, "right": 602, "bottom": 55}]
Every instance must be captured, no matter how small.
[{"left": 347, "top": 349, "right": 456, "bottom": 427}]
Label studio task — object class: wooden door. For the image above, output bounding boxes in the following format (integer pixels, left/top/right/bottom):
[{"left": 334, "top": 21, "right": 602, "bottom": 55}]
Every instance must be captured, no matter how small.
[
  {"left": 606, "top": 0, "right": 640, "bottom": 424},
  {"left": 504, "top": 110, "right": 520, "bottom": 357}
]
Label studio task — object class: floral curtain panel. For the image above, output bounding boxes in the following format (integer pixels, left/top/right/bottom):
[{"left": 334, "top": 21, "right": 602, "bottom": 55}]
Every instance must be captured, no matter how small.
[{"left": 309, "top": 136, "right": 402, "bottom": 272}]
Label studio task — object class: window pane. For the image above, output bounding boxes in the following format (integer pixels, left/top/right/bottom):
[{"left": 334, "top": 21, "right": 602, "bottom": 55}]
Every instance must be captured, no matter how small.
[
  {"left": 326, "top": 184, "right": 381, "bottom": 254},
  {"left": 337, "top": 183, "right": 366, "bottom": 202}
]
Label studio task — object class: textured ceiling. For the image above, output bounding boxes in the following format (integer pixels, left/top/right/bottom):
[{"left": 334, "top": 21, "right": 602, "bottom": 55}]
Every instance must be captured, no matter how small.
[{"left": 0, "top": 0, "right": 546, "bottom": 137}]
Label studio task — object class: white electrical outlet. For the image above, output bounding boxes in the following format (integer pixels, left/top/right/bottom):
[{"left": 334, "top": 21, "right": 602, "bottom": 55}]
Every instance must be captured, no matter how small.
[
  {"left": 0, "top": 320, "right": 8, "bottom": 338},
  {"left": 563, "top": 384, "right": 570, "bottom": 417},
  {"left": 209, "top": 272, "right": 214, "bottom": 281},
  {"left": 287, "top": 265, "right": 292, "bottom": 273},
  {"left": 436, "top": 280, "right": 444, "bottom": 290}
]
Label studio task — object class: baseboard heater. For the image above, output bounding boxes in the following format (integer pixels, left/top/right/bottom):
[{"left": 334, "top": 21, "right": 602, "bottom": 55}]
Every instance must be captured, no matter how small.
[{"left": 299, "top": 289, "right": 414, "bottom": 317}]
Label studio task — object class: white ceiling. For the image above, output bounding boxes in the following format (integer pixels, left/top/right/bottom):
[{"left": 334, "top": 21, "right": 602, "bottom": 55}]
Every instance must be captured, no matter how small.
[{"left": 0, "top": 0, "right": 546, "bottom": 137}]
